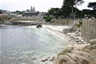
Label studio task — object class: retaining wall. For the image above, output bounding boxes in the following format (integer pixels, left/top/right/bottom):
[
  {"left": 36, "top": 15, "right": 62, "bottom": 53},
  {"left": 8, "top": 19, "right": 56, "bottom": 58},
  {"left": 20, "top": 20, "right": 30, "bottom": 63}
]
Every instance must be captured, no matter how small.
[
  {"left": 81, "top": 19, "right": 96, "bottom": 42},
  {"left": 52, "top": 19, "right": 74, "bottom": 25}
]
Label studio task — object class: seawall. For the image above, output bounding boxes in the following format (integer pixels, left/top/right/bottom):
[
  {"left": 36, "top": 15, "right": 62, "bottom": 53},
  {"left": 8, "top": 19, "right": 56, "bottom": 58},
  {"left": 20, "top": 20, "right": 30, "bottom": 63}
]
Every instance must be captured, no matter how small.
[
  {"left": 52, "top": 19, "right": 74, "bottom": 25},
  {"left": 81, "top": 19, "right": 96, "bottom": 42}
]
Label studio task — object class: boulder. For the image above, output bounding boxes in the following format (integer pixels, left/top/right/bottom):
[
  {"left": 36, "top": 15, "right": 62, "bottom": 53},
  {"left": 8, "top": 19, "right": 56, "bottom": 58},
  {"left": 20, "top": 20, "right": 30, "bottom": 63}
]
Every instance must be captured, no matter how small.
[
  {"left": 50, "top": 57, "right": 55, "bottom": 61},
  {"left": 89, "top": 38, "right": 96, "bottom": 45},
  {"left": 67, "top": 52, "right": 90, "bottom": 64},
  {"left": 54, "top": 51, "right": 91, "bottom": 64},
  {"left": 87, "top": 44, "right": 96, "bottom": 50},
  {"left": 58, "top": 45, "right": 74, "bottom": 55},
  {"left": 41, "top": 59, "right": 48, "bottom": 62},
  {"left": 53, "top": 55, "right": 76, "bottom": 64},
  {"left": 62, "top": 28, "right": 72, "bottom": 33},
  {"left": 36, "top": 24, "right": 42, "bottom": 28}
]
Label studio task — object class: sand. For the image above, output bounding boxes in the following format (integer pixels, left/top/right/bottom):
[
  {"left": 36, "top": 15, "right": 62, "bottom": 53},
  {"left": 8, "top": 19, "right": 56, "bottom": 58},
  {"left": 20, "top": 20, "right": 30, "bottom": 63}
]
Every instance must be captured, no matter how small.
[{"left": 43, "top": 25, "right": 89, "bottom": 50}]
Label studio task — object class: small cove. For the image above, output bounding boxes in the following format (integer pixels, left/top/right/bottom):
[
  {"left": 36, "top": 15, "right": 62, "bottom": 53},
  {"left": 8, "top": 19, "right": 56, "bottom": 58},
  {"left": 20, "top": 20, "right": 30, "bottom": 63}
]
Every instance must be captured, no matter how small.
[{"left": 0, "top": 25, "right": 69, "bottom": 64}]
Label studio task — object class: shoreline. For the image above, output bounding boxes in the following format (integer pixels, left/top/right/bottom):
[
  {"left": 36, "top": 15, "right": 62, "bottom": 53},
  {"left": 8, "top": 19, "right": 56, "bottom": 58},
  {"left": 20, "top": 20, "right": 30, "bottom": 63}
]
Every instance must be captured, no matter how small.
[
  {"left": 41, "top": 25, "right": 89, "bottom": 64},
  {"left": 43, "top": 25, "right": 71, "bottom": 42},
  {"left": 1, "top": 24, "right": 90, "bottom": 64},
  {"left": 43, "top": 25, "right": 89, "bottom": 45},
  {"left": 45, "top": 24, "right": 96, "bottom": 64}
]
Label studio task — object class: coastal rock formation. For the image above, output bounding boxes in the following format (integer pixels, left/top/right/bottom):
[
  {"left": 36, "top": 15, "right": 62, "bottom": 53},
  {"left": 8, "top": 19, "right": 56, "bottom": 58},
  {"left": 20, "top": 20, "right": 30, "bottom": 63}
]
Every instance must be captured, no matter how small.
[
  {"left": 89, "top": 38, "right": 96, "bottom": 45},
  {"left": 62, "top": 28, "right": 72, "bottom": 33},
  {"left": 53, "top": 38, "right": 96, "bottom": 64},
  {"left": 36, "top": 24, "right": 42, "bottom": 28},
  {"left": 62, "top": 20, "right": 81, "bottom": 33}
]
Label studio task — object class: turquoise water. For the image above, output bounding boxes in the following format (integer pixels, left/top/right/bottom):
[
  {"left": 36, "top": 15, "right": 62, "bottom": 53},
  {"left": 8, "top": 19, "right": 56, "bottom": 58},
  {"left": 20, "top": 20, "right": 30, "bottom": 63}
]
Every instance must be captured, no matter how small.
[{"left": 0, "top": 25, "right": 68, "bottom": 64}]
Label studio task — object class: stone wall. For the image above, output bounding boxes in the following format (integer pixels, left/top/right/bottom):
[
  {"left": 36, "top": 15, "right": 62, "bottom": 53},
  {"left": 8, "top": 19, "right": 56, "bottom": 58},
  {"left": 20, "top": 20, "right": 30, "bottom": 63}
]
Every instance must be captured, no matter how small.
[
  {"left": 81, "top": 19, "right": 96, "bottom": 42},
  {"left": 52, "top": 19, "right": 74, "bottom": 25},
  {"left": 9, "top": 16, "right": 44, "bottom": 22}
]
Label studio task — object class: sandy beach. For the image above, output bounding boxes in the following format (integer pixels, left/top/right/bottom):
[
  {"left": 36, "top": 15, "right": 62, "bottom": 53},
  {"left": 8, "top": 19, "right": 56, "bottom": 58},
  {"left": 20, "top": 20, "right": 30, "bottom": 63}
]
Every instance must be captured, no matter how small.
[
  {"left": 43, "top": 25, "right": 89, "bottom": 51},
  {"left": 43, "top": 25, "right": 71, "bottom": 42}
]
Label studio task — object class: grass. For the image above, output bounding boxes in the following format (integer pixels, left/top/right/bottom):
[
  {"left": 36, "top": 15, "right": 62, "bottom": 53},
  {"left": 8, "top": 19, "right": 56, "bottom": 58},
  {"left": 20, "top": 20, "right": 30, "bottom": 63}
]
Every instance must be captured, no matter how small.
[{"left": 61, "top": 53, "right": 67, "bottom": 55}]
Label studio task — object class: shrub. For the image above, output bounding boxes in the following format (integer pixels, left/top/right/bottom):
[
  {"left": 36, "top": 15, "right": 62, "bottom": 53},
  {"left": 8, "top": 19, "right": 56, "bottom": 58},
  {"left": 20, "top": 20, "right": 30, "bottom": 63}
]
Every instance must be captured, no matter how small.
[
  {"left": 61, "top": 53, "right": 67, "bottom": 55},
  {"left": 50, "top": 20, "right": 54, "bottom": 23},
  {"left": 45, "top": 17, "right": 53, "bottom": 22},
  {"left": 79, "top": 21, "right": 82, "bottom": 25}
]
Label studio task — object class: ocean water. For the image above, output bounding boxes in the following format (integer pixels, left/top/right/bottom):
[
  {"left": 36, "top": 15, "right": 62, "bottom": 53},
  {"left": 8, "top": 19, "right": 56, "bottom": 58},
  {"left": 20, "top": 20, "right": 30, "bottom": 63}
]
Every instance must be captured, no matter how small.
[{"left": 0, "top": 25, "right": 68, "bottom": 64}]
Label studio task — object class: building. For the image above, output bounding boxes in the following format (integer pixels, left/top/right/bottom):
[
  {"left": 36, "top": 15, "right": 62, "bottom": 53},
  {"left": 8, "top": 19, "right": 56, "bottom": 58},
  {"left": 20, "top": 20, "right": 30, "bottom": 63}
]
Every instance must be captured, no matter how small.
[{"left": 23, "top": 6, "right": 39, "bottom": 17}]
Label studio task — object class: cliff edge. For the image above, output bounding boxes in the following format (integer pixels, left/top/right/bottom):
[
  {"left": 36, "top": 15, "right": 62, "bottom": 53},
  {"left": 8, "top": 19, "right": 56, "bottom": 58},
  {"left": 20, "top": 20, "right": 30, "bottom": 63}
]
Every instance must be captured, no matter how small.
[{"left": 53, "top": 38, "right": 96, "bottom": 64}]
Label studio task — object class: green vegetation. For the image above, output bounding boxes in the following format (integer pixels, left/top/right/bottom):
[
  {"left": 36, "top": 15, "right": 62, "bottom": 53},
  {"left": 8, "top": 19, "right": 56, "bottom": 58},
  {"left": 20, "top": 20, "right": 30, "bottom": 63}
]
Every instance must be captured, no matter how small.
[
  {"left": 47, "top": 8, "right": 61, "bottom": 19},
  {"left": 61, "top": 53, "right": 67, "bottom": 55},
  {"left": 45, "top": 17, "right": 53, "bottom": 22},
  {"left": 0, "top": 10, "right": 2, "bottom": 14},
  {"left": 46, "top": 0, "right": 96, "bottom": 19},
  {"left": 62, "top": 0, "right": 84, "bottom": 19},
  {"left": 50, "top": 20, "right": 54, "bottom": 24},
  {"left": 79, "top": 21, "right": 82, "bottom": 25},
  {"left": 47, "top": 0, "right": 84, "bottom": 19},
  {"left": 88, "top": 2, "right": 96, "bottom": 17}
]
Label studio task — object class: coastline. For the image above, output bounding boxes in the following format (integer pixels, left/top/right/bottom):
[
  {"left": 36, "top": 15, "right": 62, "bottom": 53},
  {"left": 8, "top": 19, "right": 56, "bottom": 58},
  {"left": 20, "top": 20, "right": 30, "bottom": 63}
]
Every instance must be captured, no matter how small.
[
  {"left": 1, "top": 24, "right": 95, "bottom": 64},
  {"left": 43, "top": 25, "right": 89, "bottom": 45},
  {"left": 45, "top": 24, "right": 96, "bottom": 64},
  {"left": 43, "top": 25, "right": 71, "bottom": 42},
  {"left": 41, "top": 25, "right": 90, "bottom": 64}
]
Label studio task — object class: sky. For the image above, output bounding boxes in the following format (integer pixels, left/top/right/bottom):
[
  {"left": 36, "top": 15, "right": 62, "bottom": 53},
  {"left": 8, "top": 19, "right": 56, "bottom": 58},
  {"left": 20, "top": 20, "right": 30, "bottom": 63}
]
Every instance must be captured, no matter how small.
[{"left": 0, "top": 0, "right": 96, "bottom": 12}]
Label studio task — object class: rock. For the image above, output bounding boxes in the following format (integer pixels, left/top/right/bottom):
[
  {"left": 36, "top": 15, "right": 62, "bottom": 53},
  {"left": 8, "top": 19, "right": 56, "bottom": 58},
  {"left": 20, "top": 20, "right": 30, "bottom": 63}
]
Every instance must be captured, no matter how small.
[
  {"left": 41, "top": 58, "right": 48, "bottom": 62},
  {"left": 75, "top": 28, "right": 80, "bottom": 34},
  {"left": 53, "top": 55, "right": 76, "bottom": 64},
  {"left": 52, "top": 57, "right": 55, "bottom": 60},
  {"left": 36, "top": 24, "right": 42, "bottom": 28},
  {"left": 54, "top": 51, "right": 91, "bottom": 64},
  {"left": 89, "top": 38, "right": 96, "bottom": 45},
  {"left": 50, "top": 57, "right": 55, "bottom": 61},
  {"left": 58, "top": 45, "right": 74, "bottom": 55},
  {"left": 45, "top": 58, "right": 48, "bottom": 61},
  {"left": 50, "top": 59, "right": 53, "bottom": 61},
  {"left": 75, "top": 40, "right": 80, "bottom": 42},
  {"left": 87, "top": 44, "right": 96, "bottom": 50},
  {"left": 62, "top": 28, "right": 72, "bottom": 33},
  {"left": 67, "top": 52, "right": 90, "bottom": 64},
  {"left": 41, "top": 60, "right": 46, "bottom": 62},
  {"left": 71, "top": 51, "right": 91, "bottom": 59}
]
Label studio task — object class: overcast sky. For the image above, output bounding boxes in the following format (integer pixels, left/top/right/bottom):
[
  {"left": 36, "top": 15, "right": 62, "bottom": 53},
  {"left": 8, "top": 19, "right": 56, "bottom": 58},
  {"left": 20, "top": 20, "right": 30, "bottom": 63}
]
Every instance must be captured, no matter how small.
[{"left": 0, "top": 0, "right": 96, "bottom": 12}]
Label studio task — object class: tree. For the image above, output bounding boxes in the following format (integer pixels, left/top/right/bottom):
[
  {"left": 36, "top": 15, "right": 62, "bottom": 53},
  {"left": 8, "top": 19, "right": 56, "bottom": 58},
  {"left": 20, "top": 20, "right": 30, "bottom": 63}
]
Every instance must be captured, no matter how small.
[
  {"left": 0, "top": 10, "right": 2, "bottom": 14},
  {"left": 88, "top": 2, "right": 96, "bottom": 10},
  {"left": 61, "top": 6, "right": 72, "bottom": 18},
  {"left": 62, "top": 0, "right": 84, "bottom": 19},
  {"left": 88, "top": 2, "right": 96, "bottom": 17},
  {"left": 82, "top": 9, "right": 93, "bottom": 17},
  {"left": 15, "top": 10, "right": 22, "bottom": 14},
  {"left": 26, "top": 9, "right": 30, "bottom": 12},
  {"left": 22, "top": 11, "right": 26, "bottom": 16},
  {"left": 48, "top": 8, "right": 61, "bottom": 18},
  {"left": 48, "top": 8, "right": 55, "bottom": 16}
]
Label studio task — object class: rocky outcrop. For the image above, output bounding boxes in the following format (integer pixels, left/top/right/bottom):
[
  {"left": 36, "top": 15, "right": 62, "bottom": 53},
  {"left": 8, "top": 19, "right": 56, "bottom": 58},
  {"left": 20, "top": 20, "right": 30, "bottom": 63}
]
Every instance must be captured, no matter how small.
[
  {"left": 89, "top": 38, "right": 96, "bottom": 45},
  {"left": 36, "top": 24, "right": 42, "bottom": 28},
  {"left": 62, "top": 28, "right": 72, "bottom": 33},
  {"left": 53, "top": 38, "right": 96, "bottom": 64},
  {"left": 62, "top": 20, "right": 81, "bottom": 33}
]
